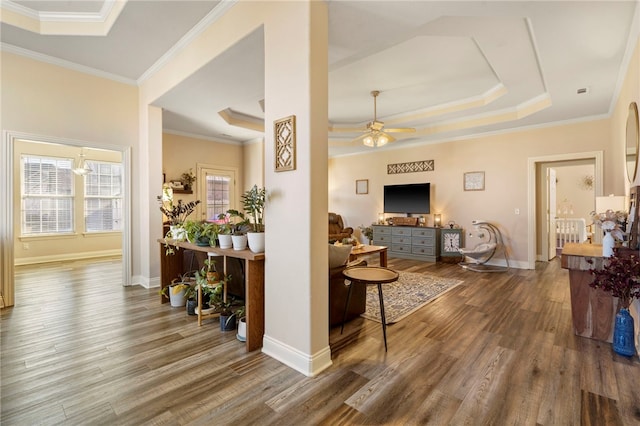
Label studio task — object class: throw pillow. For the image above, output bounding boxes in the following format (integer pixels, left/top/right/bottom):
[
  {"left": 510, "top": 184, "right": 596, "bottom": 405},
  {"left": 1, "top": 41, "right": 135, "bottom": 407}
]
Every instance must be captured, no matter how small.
[{"left": 328, "top": 244, "right": 352, "bottom": 268}]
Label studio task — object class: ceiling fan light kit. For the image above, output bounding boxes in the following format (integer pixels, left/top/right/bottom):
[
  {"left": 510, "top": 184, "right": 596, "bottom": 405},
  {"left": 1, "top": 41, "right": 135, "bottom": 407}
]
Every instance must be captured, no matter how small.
[{"left": 354, "top": 90, "right": 414, "bottom": 148}]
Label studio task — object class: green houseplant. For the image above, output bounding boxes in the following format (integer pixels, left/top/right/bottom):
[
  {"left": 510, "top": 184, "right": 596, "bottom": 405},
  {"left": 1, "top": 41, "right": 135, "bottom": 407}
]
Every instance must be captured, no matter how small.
[
  {"left": 242, "top": 185, "right": 266, "bottom": 253},
  {"left": 158, "top": 184, "right": 201, "bottom": 255},
  {"left": 225, "top": 209, "right": 251, "bottom": 250},
  {"left": 159, "top": 271, "right": 195, "bottom": 308}
]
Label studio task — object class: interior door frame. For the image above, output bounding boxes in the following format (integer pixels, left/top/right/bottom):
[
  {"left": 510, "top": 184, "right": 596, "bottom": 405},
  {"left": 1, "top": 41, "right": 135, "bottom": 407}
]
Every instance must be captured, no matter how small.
[
  {"left": 547, "top": 167, "right": 557, "bottom": 260},
  {"left": 527, "top": 151, "right": 603, "bottom": 269},
  {"left": 1, "top": 130, "right": 132, "bottom": 307}
]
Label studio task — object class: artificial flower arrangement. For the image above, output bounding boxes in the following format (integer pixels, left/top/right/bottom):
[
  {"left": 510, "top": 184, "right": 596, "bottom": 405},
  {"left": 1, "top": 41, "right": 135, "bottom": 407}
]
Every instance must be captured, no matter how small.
[
  {"left": 589, "top": 248, "right": 640, "bottom": 309},
  {"left": 590, "top": 209, "right": 627, "bottom": 241}
]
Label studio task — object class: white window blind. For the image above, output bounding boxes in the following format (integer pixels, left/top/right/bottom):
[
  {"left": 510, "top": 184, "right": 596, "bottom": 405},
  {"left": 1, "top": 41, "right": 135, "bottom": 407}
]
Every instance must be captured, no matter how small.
[
  {"left": 84, "top": 161, "right": 123, "bottom": 232},
  {"left": 206, "top": 175, "right": 231, "bottom": 219},
  {"left": 21, "top": 155, "right": 74, "bottom": 234}
]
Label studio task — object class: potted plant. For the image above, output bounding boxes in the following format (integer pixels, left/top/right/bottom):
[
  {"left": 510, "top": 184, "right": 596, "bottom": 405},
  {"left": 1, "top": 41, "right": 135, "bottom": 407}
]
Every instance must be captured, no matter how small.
[
  {"left": 242, "top": 185, "right": 266, "bottom": 253},
  {"left": 213, "top": 213, "right": 233, "bottom": 249},
  {"left": 180, "top": 168, "right": 196, "bottom": 191},
  {"left": 226, "top": 209, "right": 251, "bottom": 250},
  {"left": 183, "top": 220, "right": 219, "bottom": 246},
  {"left": 589, "top": 248, "right": 640, "bottom": 356},
  {"left": 235, "top": 305, "right": 247, "bottom": 341},
  {"left": 157, "top": 184, "right": 200, "bottom": 255},
  {"left": 159, "top": 272, "right": 193, "bottom": 307},
  {"left": 358, "top": 224, "right": 374, "bottom": 244}
]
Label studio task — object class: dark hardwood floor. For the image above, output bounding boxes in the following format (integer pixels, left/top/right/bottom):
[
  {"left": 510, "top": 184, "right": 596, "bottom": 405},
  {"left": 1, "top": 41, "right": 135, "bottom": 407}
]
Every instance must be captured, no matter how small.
[{"left": 2, "top": 255, "right": 639, "bottom": 425}]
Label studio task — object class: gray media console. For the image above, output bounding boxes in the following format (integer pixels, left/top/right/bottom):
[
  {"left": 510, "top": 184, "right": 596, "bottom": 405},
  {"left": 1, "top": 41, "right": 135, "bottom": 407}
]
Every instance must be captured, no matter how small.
[{"left": 372, "top": 225, "right": 441, "bottom": 262}]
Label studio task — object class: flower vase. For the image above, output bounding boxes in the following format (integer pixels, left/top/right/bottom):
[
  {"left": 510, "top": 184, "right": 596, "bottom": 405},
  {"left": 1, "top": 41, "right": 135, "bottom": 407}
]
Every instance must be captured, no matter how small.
[
  {"left": 613, "top": 308, "right": 636, "bottom": 357},
  {"left": 602, "top": 231, "right": 615, "bottom": 257}
]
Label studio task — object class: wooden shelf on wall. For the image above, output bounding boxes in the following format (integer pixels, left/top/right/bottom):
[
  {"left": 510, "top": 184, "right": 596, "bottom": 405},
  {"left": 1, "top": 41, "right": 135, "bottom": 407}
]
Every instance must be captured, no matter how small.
[{"left": 172, "top": 189, "right": 192, "bottom": 194}]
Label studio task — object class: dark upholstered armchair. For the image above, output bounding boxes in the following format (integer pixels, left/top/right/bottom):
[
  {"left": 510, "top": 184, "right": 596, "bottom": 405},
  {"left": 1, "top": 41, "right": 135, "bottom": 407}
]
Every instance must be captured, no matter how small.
[
  {"left": 329, "top": 212, "right": 353, "bottom": 242},
  {"left": 329, "top": 259, "right": 367, "bottom": 327}
]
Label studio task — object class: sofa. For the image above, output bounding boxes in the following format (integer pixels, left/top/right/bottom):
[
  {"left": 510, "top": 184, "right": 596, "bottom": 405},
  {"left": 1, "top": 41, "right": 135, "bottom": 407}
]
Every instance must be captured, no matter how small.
[
  {"left": 329, "top": 212, "right": 353, "bottom": 243},
  {"left": 328, "top": 244, "right": 366, "bottom": 327}
]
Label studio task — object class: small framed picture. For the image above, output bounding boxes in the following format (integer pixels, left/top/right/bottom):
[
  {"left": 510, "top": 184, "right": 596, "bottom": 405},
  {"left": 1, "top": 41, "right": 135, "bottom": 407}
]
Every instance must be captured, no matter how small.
[
  {"left": 356, "top": 179, "right": 369, "bottom": 194},
  {"left": 464, "top": 171, "right": 485, "bottom": 191}
]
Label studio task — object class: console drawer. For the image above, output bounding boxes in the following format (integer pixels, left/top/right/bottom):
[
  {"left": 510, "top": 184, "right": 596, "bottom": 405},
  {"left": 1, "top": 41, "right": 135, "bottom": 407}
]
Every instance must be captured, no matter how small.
[
  {"left": 391, "top": 227, "right": 412, "bottom": 236},
  {"left": 373, "top": 234, "right": 391, "bottom": 245},
  {"left": 412, "top": 245, "right": 436, "bottom": 256},
  {"left": 412, "top": 228, "right": 435, "bottom": 238},
  {"left": 412, "top": 236, "right": 435, "bottom": 246},
  {"left": 391, "top": 244, "right": 412, "bottom": 254},
  {"left": 392, "top": 235, "right": 412, "bottom": 245},
  {"left": 373, "top": 226, "right": 392, "bottom": 236}
]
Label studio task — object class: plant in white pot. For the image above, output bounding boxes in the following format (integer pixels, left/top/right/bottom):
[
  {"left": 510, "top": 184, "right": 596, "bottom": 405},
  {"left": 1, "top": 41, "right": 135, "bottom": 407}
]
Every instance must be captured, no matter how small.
[
  {"left": 226, "top": 209, "right": 251, "bottom": 251},
  {"left": 242, "top": 185, "right": 266, "bottom": 253},
  {"left": 214, "top": 213, "right": 233, "bottom": 249},
  {"left": 159, "top": 272, "right": 193, "bottom": 307}
]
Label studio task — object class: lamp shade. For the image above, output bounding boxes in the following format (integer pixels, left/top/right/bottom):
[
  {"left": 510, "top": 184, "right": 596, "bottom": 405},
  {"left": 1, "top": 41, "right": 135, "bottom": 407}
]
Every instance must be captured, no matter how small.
[{"left": 595, "top": 195, "right": 626, "bottom": 213}]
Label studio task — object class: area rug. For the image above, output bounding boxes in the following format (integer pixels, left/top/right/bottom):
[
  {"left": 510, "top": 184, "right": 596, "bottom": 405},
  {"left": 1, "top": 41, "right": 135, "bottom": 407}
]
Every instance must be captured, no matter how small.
[{"left": 360, "top": 271, "right": 463, "bottom": 324}]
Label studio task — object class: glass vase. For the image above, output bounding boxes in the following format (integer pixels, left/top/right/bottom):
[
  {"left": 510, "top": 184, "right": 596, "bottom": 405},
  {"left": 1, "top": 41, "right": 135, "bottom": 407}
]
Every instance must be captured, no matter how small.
[{"left": 613, "top": 308, "right": 636, "bottom": 357}]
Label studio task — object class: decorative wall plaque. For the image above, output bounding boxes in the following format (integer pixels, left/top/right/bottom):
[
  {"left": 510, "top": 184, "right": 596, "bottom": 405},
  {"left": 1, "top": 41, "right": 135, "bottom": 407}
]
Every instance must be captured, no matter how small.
[
  {"left": 274, "top": 115, "right": 296, "bottom": 172},
  {"left": 387, "top": 160, "right": 434, "bottom": 174}
]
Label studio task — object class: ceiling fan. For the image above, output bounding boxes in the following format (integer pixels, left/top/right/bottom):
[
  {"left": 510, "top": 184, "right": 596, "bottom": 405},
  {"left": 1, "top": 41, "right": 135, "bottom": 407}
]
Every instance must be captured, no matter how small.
[{"left": 352, "top": 90, "right": 416, "bottom": 147}]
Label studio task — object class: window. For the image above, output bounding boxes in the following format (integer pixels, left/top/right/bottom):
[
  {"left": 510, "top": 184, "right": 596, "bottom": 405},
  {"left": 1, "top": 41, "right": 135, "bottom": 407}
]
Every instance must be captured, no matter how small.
[
  {"left": 84, "top": 161, "right": 123, "bottom": 232},
  {"left": 21, "top": 155, "right": 74, "bottom": 235},
  {"left": 205, "top": 174, "right": 231, "bottom": 220}
]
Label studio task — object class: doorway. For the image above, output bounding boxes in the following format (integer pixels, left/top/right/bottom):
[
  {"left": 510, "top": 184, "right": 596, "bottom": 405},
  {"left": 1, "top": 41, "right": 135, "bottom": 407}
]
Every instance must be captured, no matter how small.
[
  {"left": 527, "top": 151, "right": 603, "bottom": 268},
  {"left": 1, "top": 131, "right": 131, "bottom": 307}
]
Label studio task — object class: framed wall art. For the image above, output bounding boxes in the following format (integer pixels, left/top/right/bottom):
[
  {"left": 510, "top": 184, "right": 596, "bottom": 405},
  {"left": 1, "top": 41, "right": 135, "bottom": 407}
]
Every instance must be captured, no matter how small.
[
  {"left": 464, "top": 171, "right": 485, "bottom": 191},
  {"left": 274, "top": 115, "right": 296, "bottom": 172},
  {"left": 356, "top": 179, "right": 369, "bottom": 194}
]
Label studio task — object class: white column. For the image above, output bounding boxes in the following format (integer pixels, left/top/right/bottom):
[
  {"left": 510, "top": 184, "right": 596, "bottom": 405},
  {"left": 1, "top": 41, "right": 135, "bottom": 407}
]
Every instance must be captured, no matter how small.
[{"left": 261, "top": 1, "right": 330, "bottom": 376}]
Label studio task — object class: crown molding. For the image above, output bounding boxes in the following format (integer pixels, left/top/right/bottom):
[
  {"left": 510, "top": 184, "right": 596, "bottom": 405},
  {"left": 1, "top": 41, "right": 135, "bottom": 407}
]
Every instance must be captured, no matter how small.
[
  {"left": 162, "top": 129, "right": 243, "bottom": 145},
  {"left": 1, "top": 0, "right": 125, "bottom": 35},
  {"left": 137, "top": 0, "right": 238, "bottom": 84}
]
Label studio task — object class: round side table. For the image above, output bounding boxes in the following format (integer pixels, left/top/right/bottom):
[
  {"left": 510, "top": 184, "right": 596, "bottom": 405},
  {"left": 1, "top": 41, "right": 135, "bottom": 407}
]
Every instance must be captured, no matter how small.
[{"left": 341, "top": 266, "right": 399, "bottom": 351}]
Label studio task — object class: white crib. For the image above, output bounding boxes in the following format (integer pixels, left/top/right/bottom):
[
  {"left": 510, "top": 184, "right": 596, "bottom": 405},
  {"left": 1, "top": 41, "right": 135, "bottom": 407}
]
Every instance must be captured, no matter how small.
[{"left": 555, "top": 218, "right": 588, "bottom": 249}]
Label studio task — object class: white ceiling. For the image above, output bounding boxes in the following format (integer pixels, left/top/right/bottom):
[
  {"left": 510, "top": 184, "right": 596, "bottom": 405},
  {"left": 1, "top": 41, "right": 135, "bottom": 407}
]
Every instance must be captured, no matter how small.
[{"left": 1, "top": 0, "right": 638, "bottom": 156}]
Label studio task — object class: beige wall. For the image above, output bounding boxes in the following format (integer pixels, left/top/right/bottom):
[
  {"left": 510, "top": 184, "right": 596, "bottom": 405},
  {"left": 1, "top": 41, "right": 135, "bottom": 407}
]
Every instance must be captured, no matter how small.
[
  {"left": 614, "top": 38, "right": 640, "bottom": 190},
  {"left": 13, "top": 140, "right": 122, "bottom": 264},
  {"left": 162, "top": 132, "right": 245, "bottom": 218},
  {"left": 329, "top": 118, "right": 611, "bottom": 267},
  {"left": 243, "top": 138, "right": 265, "bottom": 191},
  {"left": 2, "top": 52, "right": 136, "bottom": 271},
  {"left": 2, "top": 53, "right": 138, "bottom": 144}
]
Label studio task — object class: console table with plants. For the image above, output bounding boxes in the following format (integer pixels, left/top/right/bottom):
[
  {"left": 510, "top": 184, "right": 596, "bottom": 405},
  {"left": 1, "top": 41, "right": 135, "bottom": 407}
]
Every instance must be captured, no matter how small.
[
  {"left": 372, "top": 225, "right": 441, "bottom": 262},
  {"left": 159, "top": 239, "right": 265, "bottom": 351}
]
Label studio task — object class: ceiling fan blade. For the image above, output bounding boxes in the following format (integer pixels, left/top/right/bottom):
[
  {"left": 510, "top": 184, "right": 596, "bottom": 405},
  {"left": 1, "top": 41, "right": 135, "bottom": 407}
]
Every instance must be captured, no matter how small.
[
  {"left": 384, "top": 127, "right": 416, "bottom": 133},
  {"left": 383, "top": 132, "right": 397, "bottom": 144}
]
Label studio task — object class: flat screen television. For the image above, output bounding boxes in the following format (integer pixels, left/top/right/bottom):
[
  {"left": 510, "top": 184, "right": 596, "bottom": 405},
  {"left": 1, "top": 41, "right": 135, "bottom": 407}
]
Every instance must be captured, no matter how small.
[{"left": 383, "top": 183, "right": 430, "bottom": 214}]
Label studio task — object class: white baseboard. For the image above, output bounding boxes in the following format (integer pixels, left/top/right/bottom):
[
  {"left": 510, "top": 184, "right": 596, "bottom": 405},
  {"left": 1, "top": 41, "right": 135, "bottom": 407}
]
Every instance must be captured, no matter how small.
[
  {"left": 14, "top": 250, "right": 122, "bottom": 266},
  {"left": 262, "top": 334, "right": 332, "bottom": 377},
  {"left": 134, "top": 275, "right": 160, "bottom": 289}
]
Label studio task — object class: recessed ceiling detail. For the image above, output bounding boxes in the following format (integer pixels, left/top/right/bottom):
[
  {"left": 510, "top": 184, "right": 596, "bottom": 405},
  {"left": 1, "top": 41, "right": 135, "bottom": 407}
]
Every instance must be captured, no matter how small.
[
  {"left": 1, "top": 1, "right": 636, "bottom": 156},
  {"left": 1, "top": 0, "right": 126, "bottom": 35}
]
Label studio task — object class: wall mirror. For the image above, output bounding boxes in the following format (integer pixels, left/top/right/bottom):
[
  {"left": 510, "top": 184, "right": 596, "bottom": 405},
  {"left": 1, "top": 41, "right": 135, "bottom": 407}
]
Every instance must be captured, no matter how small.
[{"left": 626, "top": 102, "right": 639, "bottom": 183}]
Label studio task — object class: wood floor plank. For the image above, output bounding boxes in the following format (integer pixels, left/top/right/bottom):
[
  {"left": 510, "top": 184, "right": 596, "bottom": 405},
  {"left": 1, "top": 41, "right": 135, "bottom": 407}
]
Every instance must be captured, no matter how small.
[{"left": 2, "top": 256, "right": 639, "bottom": 425}]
